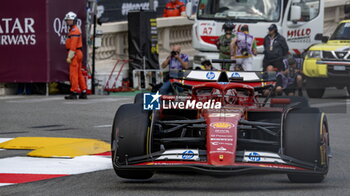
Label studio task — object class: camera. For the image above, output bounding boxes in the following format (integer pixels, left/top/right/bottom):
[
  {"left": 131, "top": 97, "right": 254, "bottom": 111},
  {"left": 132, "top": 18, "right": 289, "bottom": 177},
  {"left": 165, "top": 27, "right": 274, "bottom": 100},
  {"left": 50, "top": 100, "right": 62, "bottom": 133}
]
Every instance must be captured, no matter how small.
[
  {"left": 171, "top": 51, "right": 179, "bottom": 57},
  {"left": 241, "top": 48, "right": 249, "bottom": 56}
]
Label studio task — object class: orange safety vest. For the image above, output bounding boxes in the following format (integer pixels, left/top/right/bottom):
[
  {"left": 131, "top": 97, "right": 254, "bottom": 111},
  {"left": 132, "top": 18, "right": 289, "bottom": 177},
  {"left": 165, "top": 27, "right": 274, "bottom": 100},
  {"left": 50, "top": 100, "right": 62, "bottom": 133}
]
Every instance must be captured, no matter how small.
[
  {"left": 65, "top": 25, "right": 83, "bottom": 51},
  {"left": 163, "top": 1, "right": 185, "bottom": 17}
]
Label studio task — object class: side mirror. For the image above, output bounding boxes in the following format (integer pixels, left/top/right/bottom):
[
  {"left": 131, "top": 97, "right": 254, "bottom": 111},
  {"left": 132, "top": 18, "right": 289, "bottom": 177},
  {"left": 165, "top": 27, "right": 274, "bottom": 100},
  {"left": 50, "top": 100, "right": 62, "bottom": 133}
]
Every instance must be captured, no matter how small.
[
  {"left": 290, "top": 5, "right": 301, "bottom": 22},
  {"left": 186, "top": 2, "right": 193, "bottom": 19},
  {"left": 315, "top": 33, "right": 329, "bottom": 43},
  {"left": 322, "top": 36, "right": 329, "bottom": 43},
  {"left": 314, "top": 33, "right": 323, "bottom": 41}
]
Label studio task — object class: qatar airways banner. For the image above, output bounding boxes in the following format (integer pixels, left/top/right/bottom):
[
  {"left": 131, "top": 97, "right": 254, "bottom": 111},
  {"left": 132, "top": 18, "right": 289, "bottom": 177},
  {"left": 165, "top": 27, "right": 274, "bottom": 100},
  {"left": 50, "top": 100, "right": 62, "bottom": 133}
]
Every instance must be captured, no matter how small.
[{"left": 0, "top": 0, "right": 86, "bottom": 83}]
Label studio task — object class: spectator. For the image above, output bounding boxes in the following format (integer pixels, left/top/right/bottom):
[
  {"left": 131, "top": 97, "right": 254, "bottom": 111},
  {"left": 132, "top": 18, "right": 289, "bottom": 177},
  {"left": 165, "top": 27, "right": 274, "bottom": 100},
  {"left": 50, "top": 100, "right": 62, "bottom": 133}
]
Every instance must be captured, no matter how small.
[
  {"left": 160, "top": 45, "right": 189, "bottom": 94},
  {"left": 230, "top": 25, "right": 257, "bottom": 71},
  {"left": 196, "top": 60, "right": 217, "bottom": 71},
  {"left": 263, "top": 24, "right": 289, "bottom": 72},
  {"left": 163, "top": 0, "right": 186, "bottom": 17},
  {"left": 275, "top": 57, "right": 303, "bottom": 96},
  {"left": 216, "top": 22, "right": 236, "bottom": 70}
]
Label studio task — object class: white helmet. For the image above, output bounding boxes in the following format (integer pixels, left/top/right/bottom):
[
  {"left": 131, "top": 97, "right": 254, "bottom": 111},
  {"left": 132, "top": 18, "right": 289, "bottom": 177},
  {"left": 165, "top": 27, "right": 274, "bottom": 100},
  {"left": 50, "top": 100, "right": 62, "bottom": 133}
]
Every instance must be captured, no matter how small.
[{"left": 64, "top": 12, "right": 77, "bottom": 20}]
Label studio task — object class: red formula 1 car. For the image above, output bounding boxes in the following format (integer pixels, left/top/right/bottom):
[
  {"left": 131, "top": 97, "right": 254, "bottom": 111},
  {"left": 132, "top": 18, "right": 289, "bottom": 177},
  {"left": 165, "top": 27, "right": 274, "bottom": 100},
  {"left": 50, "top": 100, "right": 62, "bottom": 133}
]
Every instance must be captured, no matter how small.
[{"left": 111, "top": 69, "right": 330, "bottom": 183}]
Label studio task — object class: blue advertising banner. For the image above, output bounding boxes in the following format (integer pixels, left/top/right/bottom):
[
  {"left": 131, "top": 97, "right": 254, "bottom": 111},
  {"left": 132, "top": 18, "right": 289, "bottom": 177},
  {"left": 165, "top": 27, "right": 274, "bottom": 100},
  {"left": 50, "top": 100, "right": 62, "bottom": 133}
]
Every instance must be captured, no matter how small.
[{"left": 98, "top": 0, "right": 169, "bottom": 22}]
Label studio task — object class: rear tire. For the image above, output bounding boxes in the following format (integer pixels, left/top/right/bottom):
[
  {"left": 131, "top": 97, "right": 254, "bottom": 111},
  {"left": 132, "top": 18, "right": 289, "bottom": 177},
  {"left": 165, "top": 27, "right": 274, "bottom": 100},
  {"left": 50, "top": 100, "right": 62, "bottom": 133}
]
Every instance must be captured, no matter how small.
[
  {"left": 111, "top": 103, "right": 153, "bottom": 179},
  {"left": 284, "top": 108, "right": 329, "bottom": 183}
]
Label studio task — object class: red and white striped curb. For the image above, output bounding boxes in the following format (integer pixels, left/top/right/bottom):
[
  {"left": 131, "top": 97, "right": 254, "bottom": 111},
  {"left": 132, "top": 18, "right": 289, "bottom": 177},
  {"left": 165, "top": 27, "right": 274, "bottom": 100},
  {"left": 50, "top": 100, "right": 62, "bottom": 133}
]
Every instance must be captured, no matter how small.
[{"left": 0, "top": 138, "right": 112, "bottom": 187}]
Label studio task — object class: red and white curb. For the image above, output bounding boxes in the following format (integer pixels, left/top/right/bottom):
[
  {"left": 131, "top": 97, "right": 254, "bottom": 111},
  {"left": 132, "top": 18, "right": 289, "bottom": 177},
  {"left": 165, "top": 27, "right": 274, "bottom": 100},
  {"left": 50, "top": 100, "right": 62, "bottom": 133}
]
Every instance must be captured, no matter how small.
[{"left": 0, "top": 138, "right": 112, "bottom": 187}]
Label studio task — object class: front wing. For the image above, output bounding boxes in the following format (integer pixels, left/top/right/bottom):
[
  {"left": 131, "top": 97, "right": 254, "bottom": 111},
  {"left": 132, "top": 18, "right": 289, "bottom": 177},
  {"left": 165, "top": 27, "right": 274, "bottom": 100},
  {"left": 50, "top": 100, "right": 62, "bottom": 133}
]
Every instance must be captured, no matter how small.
[{"left": 113, "top": 150, "right": 326, "bottom": 176}]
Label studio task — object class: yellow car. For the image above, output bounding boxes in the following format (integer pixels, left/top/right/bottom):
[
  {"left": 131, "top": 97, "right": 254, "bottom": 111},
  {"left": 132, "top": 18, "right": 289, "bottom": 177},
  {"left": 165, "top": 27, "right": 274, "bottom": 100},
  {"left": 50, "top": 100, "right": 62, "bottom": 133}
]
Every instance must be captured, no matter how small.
[{"left": 303, "top": 20, "right": 350, "bottom": 98}]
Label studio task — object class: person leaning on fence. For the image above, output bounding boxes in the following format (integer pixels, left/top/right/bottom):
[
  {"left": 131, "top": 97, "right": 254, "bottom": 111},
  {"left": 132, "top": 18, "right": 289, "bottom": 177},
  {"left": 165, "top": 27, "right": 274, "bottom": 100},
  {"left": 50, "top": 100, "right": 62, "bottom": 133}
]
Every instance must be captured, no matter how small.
[
  {"left": 159, "top": 45, "right": 189, "bottom": 95},
  {"left": 163, "top": 0, "right": 186, "bottom": 17}
]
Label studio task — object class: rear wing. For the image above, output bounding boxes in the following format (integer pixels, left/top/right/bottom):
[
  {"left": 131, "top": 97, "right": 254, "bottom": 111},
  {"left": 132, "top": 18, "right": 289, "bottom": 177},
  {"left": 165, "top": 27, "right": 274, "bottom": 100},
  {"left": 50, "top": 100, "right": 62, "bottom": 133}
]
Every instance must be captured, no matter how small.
[{"left": 169, "top": 70, "right": 276, "bottom": 83}]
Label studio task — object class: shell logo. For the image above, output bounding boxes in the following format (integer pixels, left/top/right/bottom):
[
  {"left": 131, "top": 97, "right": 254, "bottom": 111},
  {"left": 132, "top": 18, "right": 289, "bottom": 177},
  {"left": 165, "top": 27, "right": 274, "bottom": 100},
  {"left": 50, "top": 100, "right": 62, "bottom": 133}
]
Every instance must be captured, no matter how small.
[{"left": 210, "top": 122, "right": 234, "bottom": 129}]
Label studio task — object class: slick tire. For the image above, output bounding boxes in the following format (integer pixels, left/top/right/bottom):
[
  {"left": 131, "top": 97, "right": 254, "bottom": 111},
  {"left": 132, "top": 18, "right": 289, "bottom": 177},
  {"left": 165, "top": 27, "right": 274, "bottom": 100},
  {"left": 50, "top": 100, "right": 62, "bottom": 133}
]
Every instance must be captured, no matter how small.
[
  {"left": 284, "top": 108, "right": 330, "bottom": 183},
  {"left": 134, "top": 93, "right": 144, "bottom": 104},
  {"left": 111, "top": 103, "right": 153, "bottom": 179}
]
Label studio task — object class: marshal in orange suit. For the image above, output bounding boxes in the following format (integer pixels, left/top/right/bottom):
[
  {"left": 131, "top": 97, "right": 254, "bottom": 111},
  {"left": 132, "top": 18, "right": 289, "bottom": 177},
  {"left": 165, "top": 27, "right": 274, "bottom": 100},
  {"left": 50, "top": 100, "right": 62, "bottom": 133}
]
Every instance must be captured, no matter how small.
[{"left": 64, "top": 11, "right": 87, "bottom": 100}]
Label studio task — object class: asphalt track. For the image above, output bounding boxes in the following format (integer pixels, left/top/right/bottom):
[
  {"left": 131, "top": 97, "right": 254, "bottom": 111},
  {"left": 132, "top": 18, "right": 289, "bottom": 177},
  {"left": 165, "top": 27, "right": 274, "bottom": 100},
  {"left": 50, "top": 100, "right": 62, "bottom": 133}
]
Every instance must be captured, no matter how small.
[{"left": 0, "top": 89, "right": 350, "bottom": 196}]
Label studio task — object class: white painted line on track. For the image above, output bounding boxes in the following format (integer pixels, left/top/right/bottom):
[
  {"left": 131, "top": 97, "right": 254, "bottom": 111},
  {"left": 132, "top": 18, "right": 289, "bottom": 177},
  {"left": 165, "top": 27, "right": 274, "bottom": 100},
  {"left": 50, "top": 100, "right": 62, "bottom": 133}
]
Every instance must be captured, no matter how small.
[
  {"left": 6, "top": 97, "right": 62, "bottom": 103},
  {"left": 311, "top": 100, "right": 350, "bottom": 108},
  {"left": 63, "top": 98, "right": 132, "bottom": 105},
  {"left": 0, "top": 96, "right": 24, "bottom": 100},
  {"left": 0, "top": 138, "right": 13, "bottom": 144},
  {"left": 94, "top": 125, "right": 112, "bottom": 128},
  {"left": 0, "top": 156, "right": 112, "bottom": 175},
  {"left": 0, "top": 183, "right": 14, "bottom": 186}
]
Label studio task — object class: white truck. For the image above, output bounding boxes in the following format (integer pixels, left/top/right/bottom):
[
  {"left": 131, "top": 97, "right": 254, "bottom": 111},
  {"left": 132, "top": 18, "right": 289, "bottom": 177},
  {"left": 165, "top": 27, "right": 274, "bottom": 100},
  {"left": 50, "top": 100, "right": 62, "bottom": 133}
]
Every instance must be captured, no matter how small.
[{"left": 185, "top": 0, "right": 325, "bottom": 70}]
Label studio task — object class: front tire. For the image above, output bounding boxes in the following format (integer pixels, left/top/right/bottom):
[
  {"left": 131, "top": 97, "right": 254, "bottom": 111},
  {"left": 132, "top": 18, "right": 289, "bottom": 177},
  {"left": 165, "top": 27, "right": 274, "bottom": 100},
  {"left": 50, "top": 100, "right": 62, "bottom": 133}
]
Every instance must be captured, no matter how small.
[
  {"left": 284, "top": 108, "right": 330, "bottom": 183},
  {"left": 111, "top": 103, "right": 154, "bottom": 179},
  {"left": 134, "top": 93, "right": 144, "bottom": 104}
]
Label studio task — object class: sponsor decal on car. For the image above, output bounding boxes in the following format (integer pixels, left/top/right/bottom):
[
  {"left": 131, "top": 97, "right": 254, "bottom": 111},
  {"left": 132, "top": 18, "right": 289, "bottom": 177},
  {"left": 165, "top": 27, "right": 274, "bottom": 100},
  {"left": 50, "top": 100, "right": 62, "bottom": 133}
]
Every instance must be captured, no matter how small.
[
  {"left": 208, "top": 113, "right": 239, "bottom": 118},
  {"left": 231, "top": 72, "right": 241, "bottom": 78},
  {"left": 209, "top": 151, "right": 234, "bottom": 155},
  {"left": 210, "top": 138, "right": 234, "bottom": 141},
  {"left": 243, "top": 151, "right": 286, "bottom": 164},
  {"left": 217, "top": 147, "right": 227, "bottom": 151},
  {"left": 247, "top": 152, "right": 261, "bottom": 162},
  {"left": 182, "top": 150, "right": 195, "bottom": 160},
  {"left": 258, "top": 164, "right": 297, "bottom": 170},
  {"left": 156, "top": 149, "right": 199, "bottom": 161},
  {"left": 210, "top": 134, "right": 233, "bottom": 138},
  {"left": 206, "top": 71, "right": 216, "bottom": 80},
  {"left": 210, "top": 122, "right": 234, "bottom": 129},
  {"left": 214, "top": 129, "right": 230, "bottom": 134},
  {"left": 211, "top": 142, "right": 233, "bottom": 146}
]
